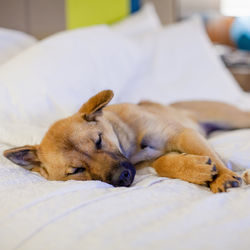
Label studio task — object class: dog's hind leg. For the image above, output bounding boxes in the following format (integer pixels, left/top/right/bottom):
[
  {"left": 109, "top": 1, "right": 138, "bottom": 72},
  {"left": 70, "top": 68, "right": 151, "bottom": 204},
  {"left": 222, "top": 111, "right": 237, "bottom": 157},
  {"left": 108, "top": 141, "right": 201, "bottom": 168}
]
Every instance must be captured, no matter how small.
[{"left": 171, "top": 101, "right": 250, "bottom": 133}]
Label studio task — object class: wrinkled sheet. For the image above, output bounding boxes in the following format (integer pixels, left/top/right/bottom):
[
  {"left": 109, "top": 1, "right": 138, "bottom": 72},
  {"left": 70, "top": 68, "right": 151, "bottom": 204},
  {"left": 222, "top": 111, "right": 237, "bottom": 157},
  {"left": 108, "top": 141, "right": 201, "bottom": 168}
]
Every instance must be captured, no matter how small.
[{"left": 0, "top": 14, "right": 250, "bottom": 250}]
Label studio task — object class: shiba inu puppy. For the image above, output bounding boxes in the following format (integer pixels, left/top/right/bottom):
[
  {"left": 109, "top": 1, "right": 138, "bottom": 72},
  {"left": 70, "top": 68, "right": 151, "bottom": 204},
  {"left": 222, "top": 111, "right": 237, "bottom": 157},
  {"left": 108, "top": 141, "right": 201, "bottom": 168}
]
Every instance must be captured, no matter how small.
[{"left": 4, "top": 90, "right": 250, "bottom": 193}]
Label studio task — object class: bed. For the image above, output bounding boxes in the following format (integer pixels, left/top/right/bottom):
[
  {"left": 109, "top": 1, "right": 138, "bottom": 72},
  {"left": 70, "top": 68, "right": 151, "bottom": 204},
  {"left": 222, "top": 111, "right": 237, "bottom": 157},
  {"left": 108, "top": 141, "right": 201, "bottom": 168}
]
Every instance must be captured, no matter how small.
[{"left": 0, "top": 4, "right": 250, "bottom": 250}]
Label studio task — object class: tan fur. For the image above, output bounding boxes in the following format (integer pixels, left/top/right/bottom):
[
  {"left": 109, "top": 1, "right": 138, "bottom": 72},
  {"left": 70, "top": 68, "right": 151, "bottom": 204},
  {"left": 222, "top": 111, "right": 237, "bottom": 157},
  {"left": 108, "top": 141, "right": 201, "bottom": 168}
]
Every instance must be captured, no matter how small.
[
  {"left": 243, "top": 170, "right": 250, "bottom": 184},
  {"left": 4, "top": 90, "right": 250, "bottom": 193}
]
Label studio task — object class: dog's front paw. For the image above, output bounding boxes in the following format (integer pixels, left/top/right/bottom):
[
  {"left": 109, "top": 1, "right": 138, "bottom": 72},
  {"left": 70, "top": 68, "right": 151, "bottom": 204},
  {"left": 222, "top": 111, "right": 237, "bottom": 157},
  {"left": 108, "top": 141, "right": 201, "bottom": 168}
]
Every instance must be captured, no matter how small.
[
  {"left": 209, "top": 171, "right": 242, "bottom": 193},
  {"left": 243, "top": 170, "right": 250, "bottom": 184},
  {"left": 181, "top": 155, "right": 218, "bottom": 185}
]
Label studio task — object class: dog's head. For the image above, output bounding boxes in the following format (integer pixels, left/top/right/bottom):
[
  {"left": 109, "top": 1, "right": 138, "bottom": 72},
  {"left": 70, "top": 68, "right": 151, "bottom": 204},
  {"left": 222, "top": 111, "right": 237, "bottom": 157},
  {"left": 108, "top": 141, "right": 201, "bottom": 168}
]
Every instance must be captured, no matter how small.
[{"left": 3, "top": 90, "right": 135, "bottom": 187}]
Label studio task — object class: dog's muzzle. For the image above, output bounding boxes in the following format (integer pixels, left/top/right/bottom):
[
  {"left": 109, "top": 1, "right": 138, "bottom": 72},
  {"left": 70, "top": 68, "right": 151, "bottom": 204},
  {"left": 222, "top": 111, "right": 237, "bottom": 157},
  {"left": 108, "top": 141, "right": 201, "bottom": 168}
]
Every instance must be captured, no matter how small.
[{"left": 111, "top": 161, "right": 136, "bottom": 187}]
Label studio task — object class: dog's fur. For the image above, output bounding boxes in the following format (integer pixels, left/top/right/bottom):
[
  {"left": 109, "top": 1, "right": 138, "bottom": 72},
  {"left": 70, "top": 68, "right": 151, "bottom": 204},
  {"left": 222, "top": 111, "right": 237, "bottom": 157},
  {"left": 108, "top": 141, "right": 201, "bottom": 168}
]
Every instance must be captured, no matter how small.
[{"left": 4, "top": 90, "right": 250, "bottom": 193}]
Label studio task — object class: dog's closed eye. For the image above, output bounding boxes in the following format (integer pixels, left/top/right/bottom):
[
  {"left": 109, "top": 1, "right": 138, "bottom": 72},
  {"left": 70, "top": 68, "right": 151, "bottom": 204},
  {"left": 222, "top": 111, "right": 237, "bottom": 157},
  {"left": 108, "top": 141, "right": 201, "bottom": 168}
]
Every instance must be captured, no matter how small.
[
  {"left": 67, "top": 167, "right": 85, "bottom": 175},
  {"left": 95, "top": 133, "right": 102, "bottom": 150}
]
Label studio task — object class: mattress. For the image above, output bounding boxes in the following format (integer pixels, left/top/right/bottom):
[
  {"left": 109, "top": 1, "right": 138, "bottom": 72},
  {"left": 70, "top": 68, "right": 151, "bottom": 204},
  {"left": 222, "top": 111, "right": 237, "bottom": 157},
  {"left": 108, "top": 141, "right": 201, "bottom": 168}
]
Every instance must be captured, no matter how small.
[{"left": 0, "top": 5, "right": 249, "bottom": 250}]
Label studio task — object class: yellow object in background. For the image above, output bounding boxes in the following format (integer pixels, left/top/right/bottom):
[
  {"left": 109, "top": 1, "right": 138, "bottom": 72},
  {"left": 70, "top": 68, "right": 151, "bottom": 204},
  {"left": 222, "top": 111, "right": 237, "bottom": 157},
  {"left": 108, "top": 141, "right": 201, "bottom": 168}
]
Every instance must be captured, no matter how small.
[{"left": 66, "top": 0, "right": 129, "bottom": 29}]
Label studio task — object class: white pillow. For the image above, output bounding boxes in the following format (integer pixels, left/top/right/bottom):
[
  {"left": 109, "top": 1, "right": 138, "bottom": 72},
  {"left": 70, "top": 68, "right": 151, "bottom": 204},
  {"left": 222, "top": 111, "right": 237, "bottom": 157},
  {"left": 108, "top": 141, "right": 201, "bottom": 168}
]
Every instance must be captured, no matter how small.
[
  {"left": 117, "top": 17, "right": 243, "bottom": 105},
  {"left": 0, "top": 17, "right": 243, "bottom": 128},
  {"left": 0, "top": 2, "right": 163, "bottom": 127},
  {"left": 0, "top": 25, "right": 146, "bottom": 126},
  {"left": 111, "top": 2, "right": 161, "bottom": 36},
  {"left": 0, "top": 28, "right": 37, "bottom": 65}
]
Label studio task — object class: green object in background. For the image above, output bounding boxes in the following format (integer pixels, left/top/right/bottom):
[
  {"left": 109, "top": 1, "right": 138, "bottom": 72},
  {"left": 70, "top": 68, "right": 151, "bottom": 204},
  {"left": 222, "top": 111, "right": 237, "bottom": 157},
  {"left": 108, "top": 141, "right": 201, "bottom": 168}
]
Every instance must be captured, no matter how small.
[{"left": 66, "top": 0, "right": 129, "bottom": 29}]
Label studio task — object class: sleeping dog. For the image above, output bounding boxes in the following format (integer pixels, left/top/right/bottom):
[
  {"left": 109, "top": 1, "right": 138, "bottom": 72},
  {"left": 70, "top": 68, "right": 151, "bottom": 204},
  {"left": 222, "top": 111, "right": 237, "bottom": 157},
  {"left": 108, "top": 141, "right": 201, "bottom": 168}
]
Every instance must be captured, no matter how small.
[{"left": 3, "top": 90, "right": 250, "bottom": 193}]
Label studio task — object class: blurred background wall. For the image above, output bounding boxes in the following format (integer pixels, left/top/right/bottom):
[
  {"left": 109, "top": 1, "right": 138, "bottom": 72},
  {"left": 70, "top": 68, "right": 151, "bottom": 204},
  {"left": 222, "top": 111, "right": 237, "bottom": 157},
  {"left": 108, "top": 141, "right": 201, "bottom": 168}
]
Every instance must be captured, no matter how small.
[
  {"left": 179, "top": 0, "right": 220, "bottom": 18},
  {"left": 0, "top": 0, "right": 214, "bottom": 39},
  {"left": 0, "top": 0, "right": 248, "bottom": 39}
]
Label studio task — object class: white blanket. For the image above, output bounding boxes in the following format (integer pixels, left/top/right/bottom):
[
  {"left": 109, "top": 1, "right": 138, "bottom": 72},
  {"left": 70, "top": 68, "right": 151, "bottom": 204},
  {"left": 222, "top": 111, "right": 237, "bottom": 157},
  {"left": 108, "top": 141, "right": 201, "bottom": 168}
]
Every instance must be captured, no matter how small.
[{"left": 0, "top": 6, "right": 250, "bottom": 250}]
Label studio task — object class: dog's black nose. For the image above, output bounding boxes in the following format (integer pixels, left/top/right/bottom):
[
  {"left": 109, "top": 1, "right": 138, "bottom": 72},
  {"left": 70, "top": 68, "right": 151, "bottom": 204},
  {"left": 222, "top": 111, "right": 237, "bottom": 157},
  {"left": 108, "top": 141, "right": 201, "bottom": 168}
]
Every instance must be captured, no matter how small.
[{"left": 111, "top": 161, "right": 136, "bottom": 187}]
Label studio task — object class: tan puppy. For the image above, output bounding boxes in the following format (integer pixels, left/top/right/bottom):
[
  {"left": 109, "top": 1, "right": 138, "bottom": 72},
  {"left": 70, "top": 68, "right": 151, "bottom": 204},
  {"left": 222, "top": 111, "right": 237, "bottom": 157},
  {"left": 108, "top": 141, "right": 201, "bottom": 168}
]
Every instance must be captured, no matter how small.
[{"left": 4, "top": 90, "right": 250, "bottom": 193}]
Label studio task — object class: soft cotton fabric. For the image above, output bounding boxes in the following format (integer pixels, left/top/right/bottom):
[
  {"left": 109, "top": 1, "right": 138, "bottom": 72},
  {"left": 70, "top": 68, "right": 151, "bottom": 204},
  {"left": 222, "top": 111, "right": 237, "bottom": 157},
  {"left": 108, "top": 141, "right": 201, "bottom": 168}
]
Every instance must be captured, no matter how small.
[
  {"left": 0, "top": 28, "right": 37, "bottom": 65},
  {"left": 0, "top": 9, "right": 250, "bottom": 250}
]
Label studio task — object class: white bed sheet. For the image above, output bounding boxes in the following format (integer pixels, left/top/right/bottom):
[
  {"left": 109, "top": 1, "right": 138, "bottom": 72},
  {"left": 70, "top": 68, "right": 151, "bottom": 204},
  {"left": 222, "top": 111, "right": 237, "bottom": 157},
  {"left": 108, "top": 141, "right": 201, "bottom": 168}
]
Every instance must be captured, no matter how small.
[{"left": 0, "top": 9, "right": 250, "bottom": 250}]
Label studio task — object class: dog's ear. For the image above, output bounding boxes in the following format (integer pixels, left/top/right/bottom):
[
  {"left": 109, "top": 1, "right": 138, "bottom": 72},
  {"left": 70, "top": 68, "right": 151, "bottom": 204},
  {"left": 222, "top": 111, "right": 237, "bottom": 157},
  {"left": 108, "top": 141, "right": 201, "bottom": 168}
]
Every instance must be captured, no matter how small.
[
  {"left": 3, "top": 145, "right": 40, "bottom": 170},
  {"left": 79, "top": 90, "right": 114, "bottom": 121}
]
